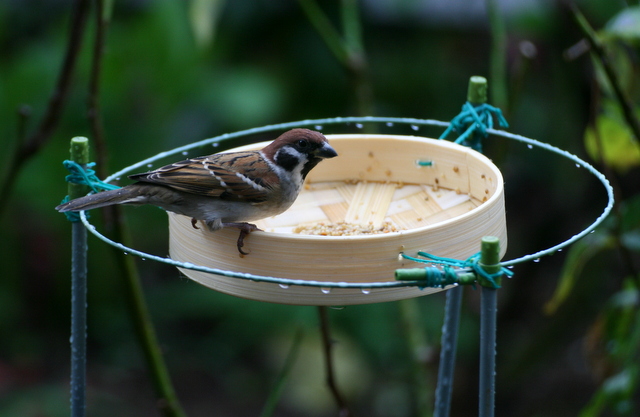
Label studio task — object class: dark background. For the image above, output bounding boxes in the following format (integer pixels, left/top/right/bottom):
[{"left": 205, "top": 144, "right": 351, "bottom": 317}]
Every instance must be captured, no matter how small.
[{"left": 1, "top": 1, "right": 638, "bottom": 416}]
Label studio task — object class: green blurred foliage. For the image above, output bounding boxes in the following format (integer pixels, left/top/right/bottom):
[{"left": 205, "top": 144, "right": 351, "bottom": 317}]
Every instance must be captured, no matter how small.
[
  {"left": 584, "top": 101, "right": 640, "bottom": 173},
  {"left": 0, "top": 1, "right": 638, "bottom": 417}
]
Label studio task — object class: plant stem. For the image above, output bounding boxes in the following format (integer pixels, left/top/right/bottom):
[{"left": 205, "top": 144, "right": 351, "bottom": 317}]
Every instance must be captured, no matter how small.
[
  {"left": 84, "top": 1, "right": 187, "bottom": 413},
  {"left": 108, "top": 210, "right": 187, "bottom": 417},
  {"left": 259, "top": 329, "right": 304, "bottom": 417},
  {"left": 571, "top": 5, "right": 640, "bottom": 143},
  {"left": 340, "top": 0, "right": 373, "bottom": 117},
  {"left": 487, "top": 0, "right": 508, "bottom": 113},
  {"left": 296, "top": 0, "right": 373, "bottom": 116},
  {"left": 0, "top": 0, "right": 91, "bottom": 216},
  {"left": 589, "top": 89, "right": 640, "bottom": 290},
  {"left": 88, "top": 0, "right": 110, "bottom": 180},
  {"left": 399, "top": 298, "right": 433, "bottom": 417},
  {"left": 296, "top": 0, "right": 349, "bottom": 65},
  {"left": 318, "top": 306, "right": 353, "bottom": 417}
]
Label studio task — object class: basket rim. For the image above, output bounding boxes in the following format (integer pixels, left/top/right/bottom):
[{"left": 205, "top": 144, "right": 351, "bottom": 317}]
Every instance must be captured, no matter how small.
[{"left": 219, "top": 133, "right": 505, "bottom": 241}]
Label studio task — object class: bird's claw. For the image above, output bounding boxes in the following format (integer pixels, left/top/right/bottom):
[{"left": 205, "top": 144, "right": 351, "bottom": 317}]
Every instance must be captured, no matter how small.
[
  {"left": 237, "top": 229, "right": 250, "bottom": 256},
  {"left": 223, "top": 222, "right": 262, "bottom": 256}
]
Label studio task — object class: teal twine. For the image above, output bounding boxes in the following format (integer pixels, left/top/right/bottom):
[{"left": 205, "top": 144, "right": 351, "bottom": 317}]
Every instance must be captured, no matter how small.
[
  {"left": 58, "top": 197, "right": 81, "bottom": 222},
  {"left": 423, "top": 265, "right": 461, "bottom": 288},
  {"left": 60, "top": 160, "right": 121, "bottom": 222},
  {"left": 439, "top": 102, "right": 509, "bottom": 150},
  {"left": 401, "top": 251, "right": 513, "bottom": 289}
]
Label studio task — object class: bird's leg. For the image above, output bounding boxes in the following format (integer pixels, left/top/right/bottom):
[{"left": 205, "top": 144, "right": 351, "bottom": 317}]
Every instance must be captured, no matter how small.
[
  {"left": 223, "top": 222, "right": 262, "bottom": 255},
  {"left": 191, "top": 218, "right": 200, "bottom": 229}
]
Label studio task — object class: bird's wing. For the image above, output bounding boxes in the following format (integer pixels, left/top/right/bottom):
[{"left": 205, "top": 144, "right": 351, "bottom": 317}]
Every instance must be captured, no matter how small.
[{"left": 129, "top": 151, "right": 280, "bottom": 202}]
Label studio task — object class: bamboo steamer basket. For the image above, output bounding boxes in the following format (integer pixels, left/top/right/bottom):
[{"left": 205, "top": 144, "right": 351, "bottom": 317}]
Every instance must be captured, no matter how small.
[{"left": 168, "top": 134, "right": 507, "bottom": 305}]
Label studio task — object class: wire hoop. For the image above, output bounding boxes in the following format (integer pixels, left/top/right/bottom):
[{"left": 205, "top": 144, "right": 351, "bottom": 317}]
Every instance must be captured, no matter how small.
[{"left": 81, "top": 117, "right": 614, "bottom": 288}]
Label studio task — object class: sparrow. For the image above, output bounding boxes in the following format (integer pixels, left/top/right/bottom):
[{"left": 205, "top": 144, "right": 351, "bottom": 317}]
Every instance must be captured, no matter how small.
[{"left": 56, "top": 128, "right": 338, "bottom": 254}]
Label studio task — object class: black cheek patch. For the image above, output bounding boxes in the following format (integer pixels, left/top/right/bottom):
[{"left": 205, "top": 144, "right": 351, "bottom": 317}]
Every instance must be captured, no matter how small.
[{"left": 275, "top": 151, "right": 300, "bottom": 172}]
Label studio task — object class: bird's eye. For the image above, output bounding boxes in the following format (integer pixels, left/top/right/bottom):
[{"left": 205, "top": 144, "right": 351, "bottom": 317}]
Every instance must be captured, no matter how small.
[{"left": 297, "top": 139, "right": 309, "bottom": 148}]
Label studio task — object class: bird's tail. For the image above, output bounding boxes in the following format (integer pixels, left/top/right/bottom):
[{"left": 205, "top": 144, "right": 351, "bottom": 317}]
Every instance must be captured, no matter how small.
[{"left": 56, "top": 185, "right": 145, "bottom": 212}]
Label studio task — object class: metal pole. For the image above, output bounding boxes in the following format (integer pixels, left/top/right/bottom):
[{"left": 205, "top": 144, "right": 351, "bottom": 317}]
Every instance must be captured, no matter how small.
[
  {"left": 433, "top": 285, "right": 463, "bottom": 417},
  {"left": 479, "top": 286, "right": 497, "bottom": 417},
  {"left": 434, "top": 75, "right": 490, "bottom": 417},
  {"left": 71, "top": 219, "right": 87, "bottom": 417},
  {"left": 68, "top": 137, "right": 89, "bottom": 417},
  {"left": 478, "top": 236, "right": 501, "bottom": 417}
]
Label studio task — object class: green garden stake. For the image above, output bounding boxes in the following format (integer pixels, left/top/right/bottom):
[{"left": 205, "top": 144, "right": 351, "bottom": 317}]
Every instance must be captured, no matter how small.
[
  {"left": 479, "top": 236, "right": 502, "bottom": 287},
  {"left": 68, "top": 138, "right": 90, "bottom": 201},
  {"left": 435, "top": 76, "right": 497, "bottom": 416},
  {"left": 394, "top": 268, "right": 476, "bottom": 286},
  {"left": 439, "top": 76, "right": 508, "bottom": 154},
  {"left": 467, "top": 75, "right": 488, "bottom": 105},
  {"left": 68, "top": 137, "right": 89, "bottom": 417},
  {"left": 462, "top": 76, "right": 488, "bottom": 151}
]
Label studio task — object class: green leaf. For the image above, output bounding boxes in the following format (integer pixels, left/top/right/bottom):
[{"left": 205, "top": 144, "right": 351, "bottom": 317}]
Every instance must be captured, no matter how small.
[
  {"left": 622, "top": 231, "right": 640, "bottom": 251},
  {"left": 584, "top": 109, "right": 640, "bottom": 173},
  {"left": 580, "top": 279, "right": 640, "bottom": 417},
  {"left": 603, "top": 368, "right": 636, "bottom": 395},
  {"left": 544, "top": 233, "right": 616, "bottom": 315},
  {"left": 603, "top": 6, "right": 640, "bottom": 44},
  {"left": 619, "top": 194, "right": 640, "bottom": 232},
  {"left": 189, "top": 0, "right": 225, "bottom": 49},
  {"left": 589, "top": 42, "right": 635, "bottom": 97}
]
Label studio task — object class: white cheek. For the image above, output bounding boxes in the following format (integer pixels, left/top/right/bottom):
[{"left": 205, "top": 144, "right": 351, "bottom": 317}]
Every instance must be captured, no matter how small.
[
  {"left": 291, "top": 159, "right": 308, "bottom": 179},
  {"left": 279, "top": 146, "right": 303, "bottom": 160}
]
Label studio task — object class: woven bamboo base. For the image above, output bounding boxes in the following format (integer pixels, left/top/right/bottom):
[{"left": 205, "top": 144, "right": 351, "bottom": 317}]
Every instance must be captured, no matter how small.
[{"left": 169, "top": 134, "right": 507, "bottom": 306}]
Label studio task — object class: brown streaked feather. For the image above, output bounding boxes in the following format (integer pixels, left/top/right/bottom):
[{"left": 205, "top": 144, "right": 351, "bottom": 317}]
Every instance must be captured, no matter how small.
[{"left": 129, "top": 151, "right": 280, "bottom": 202}]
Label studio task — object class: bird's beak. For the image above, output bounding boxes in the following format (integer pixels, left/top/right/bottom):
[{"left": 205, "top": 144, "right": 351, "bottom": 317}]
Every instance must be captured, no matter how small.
[{"left": 316, "top": 143, "right": 338, "bottom": 159}]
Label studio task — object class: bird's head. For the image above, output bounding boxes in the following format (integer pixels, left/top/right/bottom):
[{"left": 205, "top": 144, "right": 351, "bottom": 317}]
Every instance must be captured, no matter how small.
[{"left": 262, "top": 128, "right": 338, "bottom": 180}]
